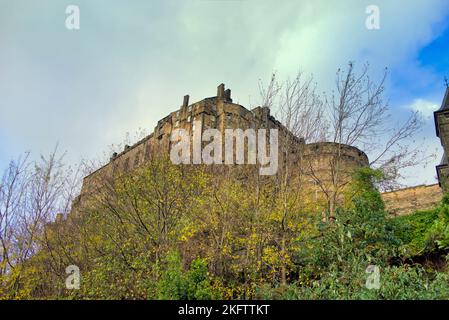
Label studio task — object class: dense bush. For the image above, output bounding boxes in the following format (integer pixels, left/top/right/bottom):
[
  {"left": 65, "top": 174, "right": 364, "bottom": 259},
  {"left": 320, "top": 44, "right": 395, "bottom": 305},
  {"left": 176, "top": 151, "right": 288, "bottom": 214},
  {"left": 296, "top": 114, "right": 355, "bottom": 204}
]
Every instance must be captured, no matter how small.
[
  {"left": 390, "top": 210, "right": 439, "bottom": 253},
  {"left": 257, "top": 169, "right": 449, "bottom": 300},
  {"left": 256, "top": 266, "right": 449, "bottom": 300},
  {"left": 156, "top": 252, "right": 221, "bottom": 300},
  {"left": 389, "top": 193, "right": 449, "bottom": 257},
  {"left": 3, "top": 161, "right": 449, "bottom": 300}
]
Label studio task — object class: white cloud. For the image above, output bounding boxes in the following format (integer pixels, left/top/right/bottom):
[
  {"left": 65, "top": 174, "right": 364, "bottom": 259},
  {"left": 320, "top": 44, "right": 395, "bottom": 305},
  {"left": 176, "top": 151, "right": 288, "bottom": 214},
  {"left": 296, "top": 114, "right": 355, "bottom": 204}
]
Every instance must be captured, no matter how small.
[
  {"left": 1, "top": 0, "right": 449, "bottom": 187},
  {"left": 270, "top": 0, "right": 449, "bottom": 90},
  {"left": 406, "top": 98, "right": 439, "bottom": 119}
]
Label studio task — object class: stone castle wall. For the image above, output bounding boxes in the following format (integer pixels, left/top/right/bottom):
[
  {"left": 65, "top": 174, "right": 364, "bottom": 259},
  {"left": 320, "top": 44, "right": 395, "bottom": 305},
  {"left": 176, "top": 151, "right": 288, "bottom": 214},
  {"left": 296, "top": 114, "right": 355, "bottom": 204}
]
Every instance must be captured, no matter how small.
[
  {"left": 78, "top": 83, "right": 449, "bottom": 218},
  {"left": 80, "top": 84, "right": 304, "bottom": 197},
  {"left": 302, "top": 142, "right": 369, "bottom": 179},
  {"left": 77, "top": 84, "right": 446, "bottom": 217},
  {"left": 78, "top": 84, "right": 375, "bottom": 214},
  {"left": 300, "top": 142, "right": 369, "bottom": 205},
  {"left": 382, "top": 184, "right": 443, "bottom": 216}
]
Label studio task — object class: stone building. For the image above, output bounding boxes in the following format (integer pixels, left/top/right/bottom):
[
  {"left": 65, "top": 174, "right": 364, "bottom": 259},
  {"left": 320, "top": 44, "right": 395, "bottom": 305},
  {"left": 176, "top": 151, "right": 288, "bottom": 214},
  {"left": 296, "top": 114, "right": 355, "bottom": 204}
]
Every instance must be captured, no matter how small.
[
  {"left": 76, "top": 84, "right": 449, "bottom": 216},
  {"left": 380, "top": 85, "right": 449, "bottom": 215},
  {"left": 80, "top": 84, "right": 301, "bottom": 194},
  {"left": 71, "top": 83, "right": 449, "bottom": 220},
  {"left": 78, "top": 84, "right": 369, "bottom": 207},
  {"left": 435, "top": 85, "right": 449, "bottom": 190}
]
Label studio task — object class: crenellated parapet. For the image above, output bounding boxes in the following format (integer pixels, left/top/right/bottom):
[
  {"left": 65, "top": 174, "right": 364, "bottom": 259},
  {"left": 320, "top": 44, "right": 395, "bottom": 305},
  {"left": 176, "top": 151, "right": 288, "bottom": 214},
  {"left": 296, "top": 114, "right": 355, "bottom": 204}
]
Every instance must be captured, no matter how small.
[{"left": 77, "top": 84, "right": 368, "bottom": 209}]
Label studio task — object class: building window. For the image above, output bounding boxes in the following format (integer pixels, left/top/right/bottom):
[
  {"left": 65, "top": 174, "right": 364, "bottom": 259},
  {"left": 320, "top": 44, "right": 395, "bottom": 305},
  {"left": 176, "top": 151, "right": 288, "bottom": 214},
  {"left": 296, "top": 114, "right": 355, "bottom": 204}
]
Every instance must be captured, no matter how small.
[
  {"left": 187, "top": 116, "right": 191, "bottom": 122},
  {"left": 188, "top": 105, "right": 192, "bottom": 112}
]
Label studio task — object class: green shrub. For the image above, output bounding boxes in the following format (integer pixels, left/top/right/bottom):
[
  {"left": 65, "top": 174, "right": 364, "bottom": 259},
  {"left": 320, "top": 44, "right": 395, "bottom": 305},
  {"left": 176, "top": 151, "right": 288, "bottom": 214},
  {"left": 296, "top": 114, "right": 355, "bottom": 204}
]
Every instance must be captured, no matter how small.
[
  {"left": 257, "top": 266, "right": 449, "bottom": 300},
  {"left": 390, "top": 194, "right": 449, "bottom": 256},
  {"left": 156, "top": 252, "right": 221, "bottom": 300}
]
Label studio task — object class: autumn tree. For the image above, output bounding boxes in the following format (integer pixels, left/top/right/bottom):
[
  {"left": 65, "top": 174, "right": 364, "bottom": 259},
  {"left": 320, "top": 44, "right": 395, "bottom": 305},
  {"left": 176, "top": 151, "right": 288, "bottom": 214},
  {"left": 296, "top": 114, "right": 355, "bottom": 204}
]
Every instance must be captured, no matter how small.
[
  {"left": 258, "top": 72, "right": 325, "bottom": 284},
  {"left": 0, "top": 149, "right": 78, "bottom": 298}
]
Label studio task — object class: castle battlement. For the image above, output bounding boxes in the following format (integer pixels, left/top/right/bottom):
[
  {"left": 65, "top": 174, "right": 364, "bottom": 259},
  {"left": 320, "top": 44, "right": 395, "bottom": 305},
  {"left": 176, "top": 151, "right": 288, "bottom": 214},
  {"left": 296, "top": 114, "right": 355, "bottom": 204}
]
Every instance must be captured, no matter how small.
[{"left": 78, "top": 84, "right": 370, "bottom": 210}]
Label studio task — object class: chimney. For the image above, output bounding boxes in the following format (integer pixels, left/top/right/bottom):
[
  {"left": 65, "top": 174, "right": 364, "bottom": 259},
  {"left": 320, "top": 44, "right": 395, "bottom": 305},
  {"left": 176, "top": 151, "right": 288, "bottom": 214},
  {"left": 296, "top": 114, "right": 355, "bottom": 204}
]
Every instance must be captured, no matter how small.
[
  {"left": 217, "top": 83, "right": 225, "bottom": 98},
  {"left": 224, "top": 89, "right": 232, "bottom": 102},
  {"left": 262, "top": 106, "right": 270, "bottom": 116},
  {"left": 183, "top": 95, "right": 189, "bottom": 107}
]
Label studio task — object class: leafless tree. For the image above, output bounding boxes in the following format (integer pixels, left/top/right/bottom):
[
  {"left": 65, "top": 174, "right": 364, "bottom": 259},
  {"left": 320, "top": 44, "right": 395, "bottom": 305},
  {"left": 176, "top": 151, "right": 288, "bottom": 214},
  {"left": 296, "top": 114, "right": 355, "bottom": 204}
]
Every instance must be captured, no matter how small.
[
  {"left": 260, "top": 62, "right": 425, "bottom": 220},
  {"left": 0, "top": 148, "right": 79, "bottom": 283},
  {"left": 324, "top": 62, "right": 424, "bottom": 206},
  {"left": 259, "top": 71, "right": 327, "bottom": 284},
  {"left": 260, "top": 72, "right": 328, "bottom": 143},
  {"left": 0, "top": 153, "right": 30, "bottom": 275}
]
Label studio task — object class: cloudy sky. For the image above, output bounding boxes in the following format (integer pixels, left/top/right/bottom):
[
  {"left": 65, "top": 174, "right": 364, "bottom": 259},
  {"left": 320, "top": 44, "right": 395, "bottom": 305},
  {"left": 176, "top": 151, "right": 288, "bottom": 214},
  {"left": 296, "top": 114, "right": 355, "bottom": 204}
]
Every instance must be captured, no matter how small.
[{"left": 1, "top": 0, "right": 449, "bottom": 186}]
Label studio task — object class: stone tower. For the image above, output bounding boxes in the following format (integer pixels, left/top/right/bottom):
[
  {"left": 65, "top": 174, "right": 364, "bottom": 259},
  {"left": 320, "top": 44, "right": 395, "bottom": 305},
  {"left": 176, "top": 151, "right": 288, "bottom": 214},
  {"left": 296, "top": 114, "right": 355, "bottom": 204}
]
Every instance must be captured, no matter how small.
[{"left": 434, "top": 85, "right": 449, "bottom": 190}]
